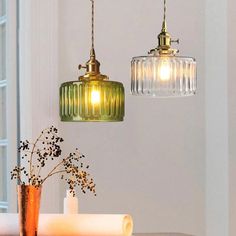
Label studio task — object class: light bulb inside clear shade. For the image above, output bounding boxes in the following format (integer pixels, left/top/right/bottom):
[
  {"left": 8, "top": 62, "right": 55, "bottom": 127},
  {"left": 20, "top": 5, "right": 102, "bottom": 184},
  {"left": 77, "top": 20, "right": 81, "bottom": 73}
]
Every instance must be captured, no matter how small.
[
  {"left": 159, "top": 59, "right": 171, "bottom": 81},
  {"left": 91, "top": 90, "right": 100, "bottom": 104}
]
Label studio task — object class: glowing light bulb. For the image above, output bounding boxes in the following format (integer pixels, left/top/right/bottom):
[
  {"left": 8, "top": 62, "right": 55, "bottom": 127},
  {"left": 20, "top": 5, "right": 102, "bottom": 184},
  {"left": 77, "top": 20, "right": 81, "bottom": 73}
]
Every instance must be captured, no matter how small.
[
  {"left": 159, "top": 60, "right": 171, "bottom": 81},
  {"left": 91, "top": 90, "right": 100, "bottom": 104}
]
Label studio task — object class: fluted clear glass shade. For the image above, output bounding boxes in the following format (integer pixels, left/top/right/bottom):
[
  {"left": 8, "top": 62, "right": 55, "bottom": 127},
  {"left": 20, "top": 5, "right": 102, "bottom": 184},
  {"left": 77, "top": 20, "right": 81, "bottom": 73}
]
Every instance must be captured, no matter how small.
[
  {"left": 60, "top": 80, "right": 125, "bottom": 122},
  {"left": 131, "top": 55, "right": 197, "bottom": 97}
]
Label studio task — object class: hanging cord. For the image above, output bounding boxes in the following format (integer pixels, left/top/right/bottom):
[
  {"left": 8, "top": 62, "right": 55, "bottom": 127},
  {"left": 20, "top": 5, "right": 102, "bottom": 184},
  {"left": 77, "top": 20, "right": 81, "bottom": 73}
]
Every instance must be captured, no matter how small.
[
  {"left": 162, "top": 0, "right": 167, "bottom": 32},
  {"left": 164, "top": 0, "right": 166, "bottom": 23},
  {"left": 78, "top": 0, "right": 97, "bottom": 71},
  {"left": 91, "top": 0, "right": 95, "bottom": 50}
]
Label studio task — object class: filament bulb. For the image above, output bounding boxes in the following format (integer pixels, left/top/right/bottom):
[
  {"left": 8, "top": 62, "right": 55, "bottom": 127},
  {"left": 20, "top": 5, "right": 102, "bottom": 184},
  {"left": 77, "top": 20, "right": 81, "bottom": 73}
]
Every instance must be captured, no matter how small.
[
  {"left": 91, "top": 90, "right": 100, "bottom": 104},
  {"left": 159, "top": 60, "right": 171, "bottom": 81}
]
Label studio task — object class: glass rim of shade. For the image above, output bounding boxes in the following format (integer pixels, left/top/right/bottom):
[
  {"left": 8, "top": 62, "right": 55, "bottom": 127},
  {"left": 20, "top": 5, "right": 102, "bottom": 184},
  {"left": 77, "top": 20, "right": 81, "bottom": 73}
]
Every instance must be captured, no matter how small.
[
  {"left": 60, "top": 79, "right": 124, "bottom": 88},
  {"left": 132, "top": 55, "right": 196, "bottom": 61}
]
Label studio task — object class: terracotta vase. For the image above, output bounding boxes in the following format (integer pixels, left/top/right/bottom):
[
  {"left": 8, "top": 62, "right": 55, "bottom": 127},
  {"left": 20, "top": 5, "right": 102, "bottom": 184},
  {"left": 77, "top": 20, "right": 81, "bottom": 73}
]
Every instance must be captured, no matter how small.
[{"left": 17, "top": 185, "right": 42, "bottom": 236}]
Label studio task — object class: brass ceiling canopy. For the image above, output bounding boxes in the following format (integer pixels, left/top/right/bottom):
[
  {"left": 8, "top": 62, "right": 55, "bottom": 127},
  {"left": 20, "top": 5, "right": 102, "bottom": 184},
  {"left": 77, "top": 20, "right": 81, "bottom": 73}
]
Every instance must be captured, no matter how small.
[{"left": 60, "top": 0, "right": 125, "bottom": 122}]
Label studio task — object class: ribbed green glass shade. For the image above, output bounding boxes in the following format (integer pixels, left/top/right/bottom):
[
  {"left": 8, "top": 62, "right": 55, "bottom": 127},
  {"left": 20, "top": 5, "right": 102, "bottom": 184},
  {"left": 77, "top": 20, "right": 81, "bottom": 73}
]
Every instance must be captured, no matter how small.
[{"left": 60, "top": 80, "right": 125, "bottom": 122}]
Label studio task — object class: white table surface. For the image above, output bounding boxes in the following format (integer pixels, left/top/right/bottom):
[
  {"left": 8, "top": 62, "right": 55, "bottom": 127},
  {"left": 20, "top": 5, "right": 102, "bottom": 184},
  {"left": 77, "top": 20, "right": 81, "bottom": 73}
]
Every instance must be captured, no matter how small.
[{"left": 134, "top": 234, "right": 193, "bottom": 236}]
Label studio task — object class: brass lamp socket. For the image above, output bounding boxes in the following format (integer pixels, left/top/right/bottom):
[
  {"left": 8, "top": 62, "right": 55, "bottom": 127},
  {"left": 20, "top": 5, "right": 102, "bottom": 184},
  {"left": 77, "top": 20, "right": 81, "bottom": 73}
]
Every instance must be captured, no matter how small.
[
  {"left": 149, "top": 20, "right": 179, "bottom": 56},
  {"left": 78, "top": 49, "right": 109, "bottom": 81}
]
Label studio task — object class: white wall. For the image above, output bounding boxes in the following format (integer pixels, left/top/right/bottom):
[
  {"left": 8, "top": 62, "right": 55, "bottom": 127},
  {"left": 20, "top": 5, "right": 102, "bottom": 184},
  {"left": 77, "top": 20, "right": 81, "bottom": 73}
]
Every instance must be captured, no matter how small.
[
  {"left": 18, "top": 0, "right": 236, "bottom": 235},
  {"left": 205, "top": 0, "right": 229, "bottom": 236},
  {"left": 205, "top": 0, "right": 236, "bottom": 235},
  {"left": 58, "top": 0, "right": 206, "bottom": 235},
  {"left": 19, "top": 0, "right": 60, "bottom": 213},
  {"left": 228, "top": 0, "right": 236, "bottom": 235},
  {"left": 17, "top": 0, "right": 236, "bottom": 235}
]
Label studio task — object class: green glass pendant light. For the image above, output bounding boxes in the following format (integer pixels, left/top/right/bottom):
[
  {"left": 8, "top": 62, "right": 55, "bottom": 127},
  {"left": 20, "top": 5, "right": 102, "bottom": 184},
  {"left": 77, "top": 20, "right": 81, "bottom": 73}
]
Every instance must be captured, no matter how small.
[{"left": 60, "top": 0, "right": 125, "bottom": 122}]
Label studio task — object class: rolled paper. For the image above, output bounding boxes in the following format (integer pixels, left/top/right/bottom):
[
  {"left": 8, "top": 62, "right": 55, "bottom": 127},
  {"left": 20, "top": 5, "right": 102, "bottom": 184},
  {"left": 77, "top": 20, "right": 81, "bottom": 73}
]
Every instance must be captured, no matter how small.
[{"left": 0, "top": 214, "right": 133, "bottom": 236}]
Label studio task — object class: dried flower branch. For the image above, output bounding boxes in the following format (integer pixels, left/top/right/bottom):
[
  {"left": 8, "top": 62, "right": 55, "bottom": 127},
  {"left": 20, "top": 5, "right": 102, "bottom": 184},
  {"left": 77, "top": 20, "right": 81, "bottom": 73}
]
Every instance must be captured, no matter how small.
[{"left": 11, "top": 126, "right": 96, "bottom": 196}]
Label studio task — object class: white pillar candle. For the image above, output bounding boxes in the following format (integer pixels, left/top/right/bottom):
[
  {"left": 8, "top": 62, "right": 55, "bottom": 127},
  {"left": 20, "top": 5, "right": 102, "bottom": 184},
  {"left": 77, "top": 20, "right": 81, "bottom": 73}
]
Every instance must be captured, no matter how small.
[{"left": 63, "top": 190, "right": 79, "bottom": 214}]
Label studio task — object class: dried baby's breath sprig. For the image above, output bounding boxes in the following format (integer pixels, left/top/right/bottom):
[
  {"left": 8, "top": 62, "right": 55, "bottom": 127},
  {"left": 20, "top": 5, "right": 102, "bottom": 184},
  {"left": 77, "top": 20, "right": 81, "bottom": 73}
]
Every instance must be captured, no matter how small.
[{"left": 11, "top": 126, "right": 96, "bottom": 196}]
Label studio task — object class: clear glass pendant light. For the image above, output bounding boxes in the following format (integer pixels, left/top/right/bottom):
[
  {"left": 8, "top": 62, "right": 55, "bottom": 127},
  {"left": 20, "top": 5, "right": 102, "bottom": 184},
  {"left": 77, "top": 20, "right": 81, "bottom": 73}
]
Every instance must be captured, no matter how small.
[
  {"left": 131, "top": 0, "right": 197, "bottom": 97},
  {"left": 60, "top": 0, "right": 125, "bottom": 122}
]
